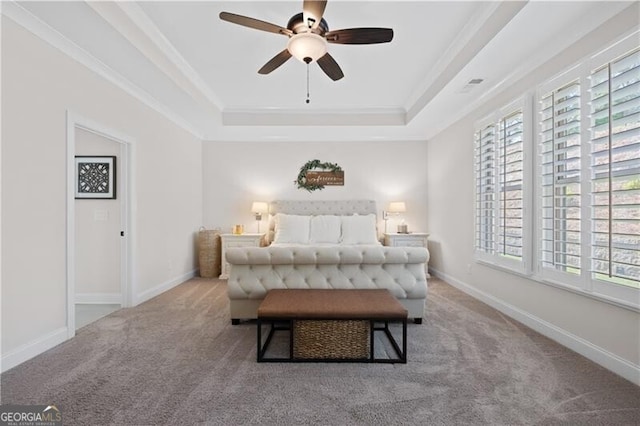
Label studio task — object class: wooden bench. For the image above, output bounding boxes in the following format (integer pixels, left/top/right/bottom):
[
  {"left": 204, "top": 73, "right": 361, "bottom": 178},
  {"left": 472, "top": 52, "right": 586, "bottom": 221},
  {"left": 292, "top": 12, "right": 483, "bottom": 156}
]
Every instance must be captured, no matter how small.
[{"left": 256, "top": 289, "right": 408, "bottom": 363}]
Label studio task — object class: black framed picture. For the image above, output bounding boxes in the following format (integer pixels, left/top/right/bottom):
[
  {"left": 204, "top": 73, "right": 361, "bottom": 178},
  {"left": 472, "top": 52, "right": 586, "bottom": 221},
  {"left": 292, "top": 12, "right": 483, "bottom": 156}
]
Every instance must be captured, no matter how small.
[{"left": 75, "top": 156, "right": 116, "bottom": 199}]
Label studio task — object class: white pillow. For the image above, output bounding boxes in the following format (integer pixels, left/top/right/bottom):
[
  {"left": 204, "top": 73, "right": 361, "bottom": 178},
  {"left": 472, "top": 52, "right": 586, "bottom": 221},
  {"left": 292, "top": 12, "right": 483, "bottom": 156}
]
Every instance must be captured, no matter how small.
[
  {"left": 341, "top": 214, "right": 378, "bottom": 245},
  {"left": 273, "top": 214, "right": 310, "bottom": 244},
  {"left": 309, "top": 215, "right": 342, "bottom": 244}
]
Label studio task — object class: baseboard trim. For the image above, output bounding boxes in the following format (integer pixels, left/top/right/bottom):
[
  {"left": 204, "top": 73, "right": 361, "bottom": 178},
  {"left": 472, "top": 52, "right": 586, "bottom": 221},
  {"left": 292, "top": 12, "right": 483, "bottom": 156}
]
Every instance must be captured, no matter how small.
[
  {"left": 134, "top": 269, "right": 197, "bottom": 306},
  {"left": 1, "top": 327, "right": 68, "bottom": 373},
  {"left": 429, "top": 268, "right": 640, "bottom": 386},
  {"left": 75, "top": 293, "right": 121, "bottom": 304}
]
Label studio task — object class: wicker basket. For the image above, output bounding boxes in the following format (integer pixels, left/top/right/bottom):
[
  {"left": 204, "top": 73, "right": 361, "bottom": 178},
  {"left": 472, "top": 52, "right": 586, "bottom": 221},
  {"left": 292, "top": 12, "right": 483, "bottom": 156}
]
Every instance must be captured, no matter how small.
[
  {"left": 293, "top": 320, "right": 370, "bottom": 359},
  {"left": 198, "top": 229, "right": 220, "bottom": 278}
]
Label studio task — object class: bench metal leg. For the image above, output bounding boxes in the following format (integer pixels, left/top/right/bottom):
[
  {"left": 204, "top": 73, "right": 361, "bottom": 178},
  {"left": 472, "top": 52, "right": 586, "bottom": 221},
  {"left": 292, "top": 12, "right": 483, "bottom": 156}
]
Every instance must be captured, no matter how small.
[
  {"left": 371, "top": 319, "right": 407, "bottom": 363},
  {"left": 257, "top": 320, "right": 292, "bottom": 362},
  {"left": 370, "top": 320, "right": 375, "bottom": 361}
]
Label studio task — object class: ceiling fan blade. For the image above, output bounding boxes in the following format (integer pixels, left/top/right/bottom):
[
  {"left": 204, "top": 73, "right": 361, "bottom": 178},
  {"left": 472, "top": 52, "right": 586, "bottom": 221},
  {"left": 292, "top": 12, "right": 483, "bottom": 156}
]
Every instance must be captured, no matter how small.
[
  {"left": 317, "top": 53, "right": 344, "bottom": 81},
  {"left": 258, "top": 49, "right": 293, "bottom": 74},
  {"left": 303, "top": 0, "right": 327, "bottom": 29},
  {"left": 325, "top": 28, "right": 394, "bottom": 44},
  {"left": 219, "top": 12, "right": 292, "bottom": 36}
]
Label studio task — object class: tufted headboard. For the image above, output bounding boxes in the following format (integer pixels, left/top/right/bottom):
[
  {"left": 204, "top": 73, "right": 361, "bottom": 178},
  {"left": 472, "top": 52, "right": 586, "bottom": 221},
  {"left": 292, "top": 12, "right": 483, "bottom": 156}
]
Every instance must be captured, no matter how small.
[{"left": 267, "top": 200, "right": 378, "bottom": 242}]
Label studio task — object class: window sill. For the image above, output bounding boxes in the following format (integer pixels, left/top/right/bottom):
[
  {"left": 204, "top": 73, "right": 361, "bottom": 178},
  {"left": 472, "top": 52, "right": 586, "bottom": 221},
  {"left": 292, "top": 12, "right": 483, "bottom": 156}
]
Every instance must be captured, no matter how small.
[
  {"left": 474, "top": 259, "right": 639, "bottom": 313},
  {"left": 475, "top": 257, "right": 531, "bottom": 279}
]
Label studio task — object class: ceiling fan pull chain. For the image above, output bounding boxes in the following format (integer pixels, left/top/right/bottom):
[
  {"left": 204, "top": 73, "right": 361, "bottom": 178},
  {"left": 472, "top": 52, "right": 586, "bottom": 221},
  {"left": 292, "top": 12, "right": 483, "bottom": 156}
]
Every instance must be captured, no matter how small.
[{"left": 306, "top": 62, "right": 311, "bottom": 104}]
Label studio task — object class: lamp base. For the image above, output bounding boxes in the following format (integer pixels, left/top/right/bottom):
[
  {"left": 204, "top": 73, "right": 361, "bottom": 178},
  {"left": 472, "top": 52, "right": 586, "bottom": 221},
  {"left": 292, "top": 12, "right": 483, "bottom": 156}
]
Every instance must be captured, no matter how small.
[{"left": 397, "top": 224, "right": 408, "bottom": 234}]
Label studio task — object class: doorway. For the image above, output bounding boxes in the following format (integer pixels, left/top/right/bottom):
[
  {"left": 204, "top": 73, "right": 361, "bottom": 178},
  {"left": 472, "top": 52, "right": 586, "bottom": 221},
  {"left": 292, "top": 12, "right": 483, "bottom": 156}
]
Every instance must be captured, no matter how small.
[
  {"left": 66, "top": 112, "right": 135, "bottom": 338},
  {"left": 74, "top": 128, "right": 122, "bottom": 329}
]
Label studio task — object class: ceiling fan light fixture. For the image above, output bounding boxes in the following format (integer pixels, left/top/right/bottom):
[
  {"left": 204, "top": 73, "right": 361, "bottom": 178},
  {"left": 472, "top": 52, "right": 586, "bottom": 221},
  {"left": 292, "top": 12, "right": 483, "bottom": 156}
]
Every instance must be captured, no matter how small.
[{"left": 287, "top": 32, "right": 327, "bottom": 63}]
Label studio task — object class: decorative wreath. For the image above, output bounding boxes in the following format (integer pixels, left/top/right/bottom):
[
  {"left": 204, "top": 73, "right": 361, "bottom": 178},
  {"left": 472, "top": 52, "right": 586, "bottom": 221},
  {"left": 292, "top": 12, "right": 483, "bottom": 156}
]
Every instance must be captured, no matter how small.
[{"left": 295, "top": 159, "right": 343, "bottom": 192}]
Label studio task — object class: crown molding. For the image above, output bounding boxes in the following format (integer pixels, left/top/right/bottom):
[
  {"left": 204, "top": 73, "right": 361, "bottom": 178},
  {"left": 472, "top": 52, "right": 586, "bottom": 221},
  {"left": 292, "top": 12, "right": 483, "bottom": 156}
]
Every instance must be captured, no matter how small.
[
  {"left": 403, "top": 1, "right": 503, "bottom": 114},
  {"left": 200, "top": 121, "right": 429, "bottom": 142},
  {"left": 90, "top": 2, "right": 224, "bottom": 112},
  {"left": 2, "top": 1, "right": 203, "bottom": 139},
  {"left": 405, "top": 1, "right": 527, "bottom": 123},
  {"left": 413, "top": 1, "right": 637, "bottom": 141},
  {"left": 222, "top": 107, "right": 406, "bottom": 126}
]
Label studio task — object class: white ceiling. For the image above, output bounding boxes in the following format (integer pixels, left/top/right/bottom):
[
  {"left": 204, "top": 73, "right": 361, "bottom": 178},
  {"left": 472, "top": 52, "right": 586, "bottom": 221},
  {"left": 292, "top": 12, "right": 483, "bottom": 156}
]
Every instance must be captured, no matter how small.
[{"left": 5, "top": 1, "right": 635, "bottom": 141}]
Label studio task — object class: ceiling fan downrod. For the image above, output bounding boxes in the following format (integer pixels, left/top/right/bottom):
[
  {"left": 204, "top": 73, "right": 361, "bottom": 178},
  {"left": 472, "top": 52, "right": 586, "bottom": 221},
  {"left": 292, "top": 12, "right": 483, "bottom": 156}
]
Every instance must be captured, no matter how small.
[{"left": 305, "top": 59, "right": 311, "bottom": 104}]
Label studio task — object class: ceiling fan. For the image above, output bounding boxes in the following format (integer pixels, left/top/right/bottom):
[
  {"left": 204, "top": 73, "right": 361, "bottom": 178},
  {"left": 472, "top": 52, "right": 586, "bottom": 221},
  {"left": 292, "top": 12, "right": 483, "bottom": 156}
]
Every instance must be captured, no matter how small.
[{"left": 219, "top": 0, "right": 394, "bottom": 81}]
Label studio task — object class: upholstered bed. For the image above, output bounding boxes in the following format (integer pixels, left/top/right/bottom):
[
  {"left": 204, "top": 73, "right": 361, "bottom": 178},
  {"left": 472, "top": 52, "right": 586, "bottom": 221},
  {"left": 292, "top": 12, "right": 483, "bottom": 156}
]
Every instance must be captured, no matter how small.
[{"left": 226, "top": 200, "right": 429, "bottom": 324}]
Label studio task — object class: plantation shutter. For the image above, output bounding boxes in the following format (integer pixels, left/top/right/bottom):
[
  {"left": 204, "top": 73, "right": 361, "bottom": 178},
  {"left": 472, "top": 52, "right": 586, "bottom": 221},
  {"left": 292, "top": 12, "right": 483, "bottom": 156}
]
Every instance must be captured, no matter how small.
[
  {"left": 497, "top": 110, "right": 524, "bottom": 259},
  {"left": 540, "top": 81, "right": 582, "bottom": 274},
  {"left": 589, "top": 48, "right": 640, "bottom": 287},
  {"left": 475, "top": 124, "right": 496, "bottom": 254}
]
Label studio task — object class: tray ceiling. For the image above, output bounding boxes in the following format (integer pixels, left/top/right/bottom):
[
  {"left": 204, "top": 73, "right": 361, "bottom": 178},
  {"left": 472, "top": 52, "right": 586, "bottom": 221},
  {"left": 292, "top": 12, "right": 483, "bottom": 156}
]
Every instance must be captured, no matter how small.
[{"left": 4, "top": 1, "right": 634, "bottom": 141}]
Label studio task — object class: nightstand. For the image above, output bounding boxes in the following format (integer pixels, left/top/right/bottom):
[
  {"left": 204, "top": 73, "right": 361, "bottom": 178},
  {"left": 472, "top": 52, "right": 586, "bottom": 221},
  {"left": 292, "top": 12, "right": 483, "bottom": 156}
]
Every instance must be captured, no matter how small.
[
  {"left": 384, "top": 233, "right": 430, "bottom": 277},
  {"left": 219, "top": 233, "right": 264, "bottom": 279},
  {"left": 384, "top": 232, "right": 429, "bottom": 248}
]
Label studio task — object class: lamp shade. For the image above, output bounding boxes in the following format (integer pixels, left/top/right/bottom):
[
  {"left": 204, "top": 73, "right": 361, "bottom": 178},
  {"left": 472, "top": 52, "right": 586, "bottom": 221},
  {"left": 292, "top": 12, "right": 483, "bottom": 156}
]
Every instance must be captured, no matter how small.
[
  {"left": 251, "top": 202, "right": 269, "bottom": 214},
  {"left": 287, "top": 32, "right": 327, "bottom": 63},
  {"left": 387, "top": 202, "right": 406, "bottom": 213}
]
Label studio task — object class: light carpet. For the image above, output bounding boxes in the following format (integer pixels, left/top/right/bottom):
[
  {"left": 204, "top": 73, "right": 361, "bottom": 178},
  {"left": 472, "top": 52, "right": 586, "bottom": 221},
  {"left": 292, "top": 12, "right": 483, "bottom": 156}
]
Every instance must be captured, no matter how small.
[{"left": 1, "top": 277, "right": 639, "bottom": 425}]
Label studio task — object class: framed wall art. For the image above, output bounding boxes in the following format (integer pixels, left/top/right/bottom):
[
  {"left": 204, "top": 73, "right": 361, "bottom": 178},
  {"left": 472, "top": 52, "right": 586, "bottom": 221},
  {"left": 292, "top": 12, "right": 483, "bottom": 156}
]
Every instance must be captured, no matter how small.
[{"left": 75, "top": 156, "right": 116, "bottom": 199}]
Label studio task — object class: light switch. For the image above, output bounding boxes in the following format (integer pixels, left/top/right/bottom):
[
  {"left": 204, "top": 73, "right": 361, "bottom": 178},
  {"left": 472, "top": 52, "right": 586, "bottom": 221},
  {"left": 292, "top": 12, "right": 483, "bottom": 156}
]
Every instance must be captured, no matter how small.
[{"left": 94, "top": 209, "right": 109, "bottom": 221}]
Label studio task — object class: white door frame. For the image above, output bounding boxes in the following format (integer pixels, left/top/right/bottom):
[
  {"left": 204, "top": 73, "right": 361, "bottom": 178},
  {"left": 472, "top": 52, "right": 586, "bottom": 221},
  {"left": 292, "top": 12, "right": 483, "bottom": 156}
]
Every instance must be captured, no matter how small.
[{"left": 66, "top": 111, "right": 136, "bottom": 338}]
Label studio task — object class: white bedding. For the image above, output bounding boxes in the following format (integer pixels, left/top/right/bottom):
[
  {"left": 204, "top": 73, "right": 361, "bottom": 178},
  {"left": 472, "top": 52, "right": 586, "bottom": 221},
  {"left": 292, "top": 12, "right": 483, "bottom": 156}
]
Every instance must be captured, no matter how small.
[{"left": 272, "top": 212, "right": 379, "bottom": 245}]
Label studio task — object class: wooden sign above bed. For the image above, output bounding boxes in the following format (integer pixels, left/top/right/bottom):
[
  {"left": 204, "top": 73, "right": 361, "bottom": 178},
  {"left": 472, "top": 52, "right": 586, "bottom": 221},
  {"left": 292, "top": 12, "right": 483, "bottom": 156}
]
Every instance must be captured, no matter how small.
[
  {"left": 295, "top": 159, "right": 344, "bottom": 192},
  {"left": 305, "top": 171, "right": 344, "bottom": 186}
]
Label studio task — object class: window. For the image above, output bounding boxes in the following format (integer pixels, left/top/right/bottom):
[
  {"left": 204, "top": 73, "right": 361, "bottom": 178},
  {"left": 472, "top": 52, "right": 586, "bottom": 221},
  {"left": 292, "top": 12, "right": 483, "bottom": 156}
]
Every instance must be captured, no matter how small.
[
  {"left": 539, "top": 80, "right": 582, "bottom": 284},
  {"left": 498, "top": 111, "right": 525, "bottom": 261},
  {"left": 474, "top": 32, "right": 639, "bottom": 309},
  {"left": 475, "top": 124, "right": 496, "bottom": 255},
  {"left": 589, "top": 48, "right": 640, "bottom": 291},
  {"left": 535, "top": 37, "right": 639, "bottom": 308},
  {"left": 474, "top": 99, "right": 530, "bottom": 273}
]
